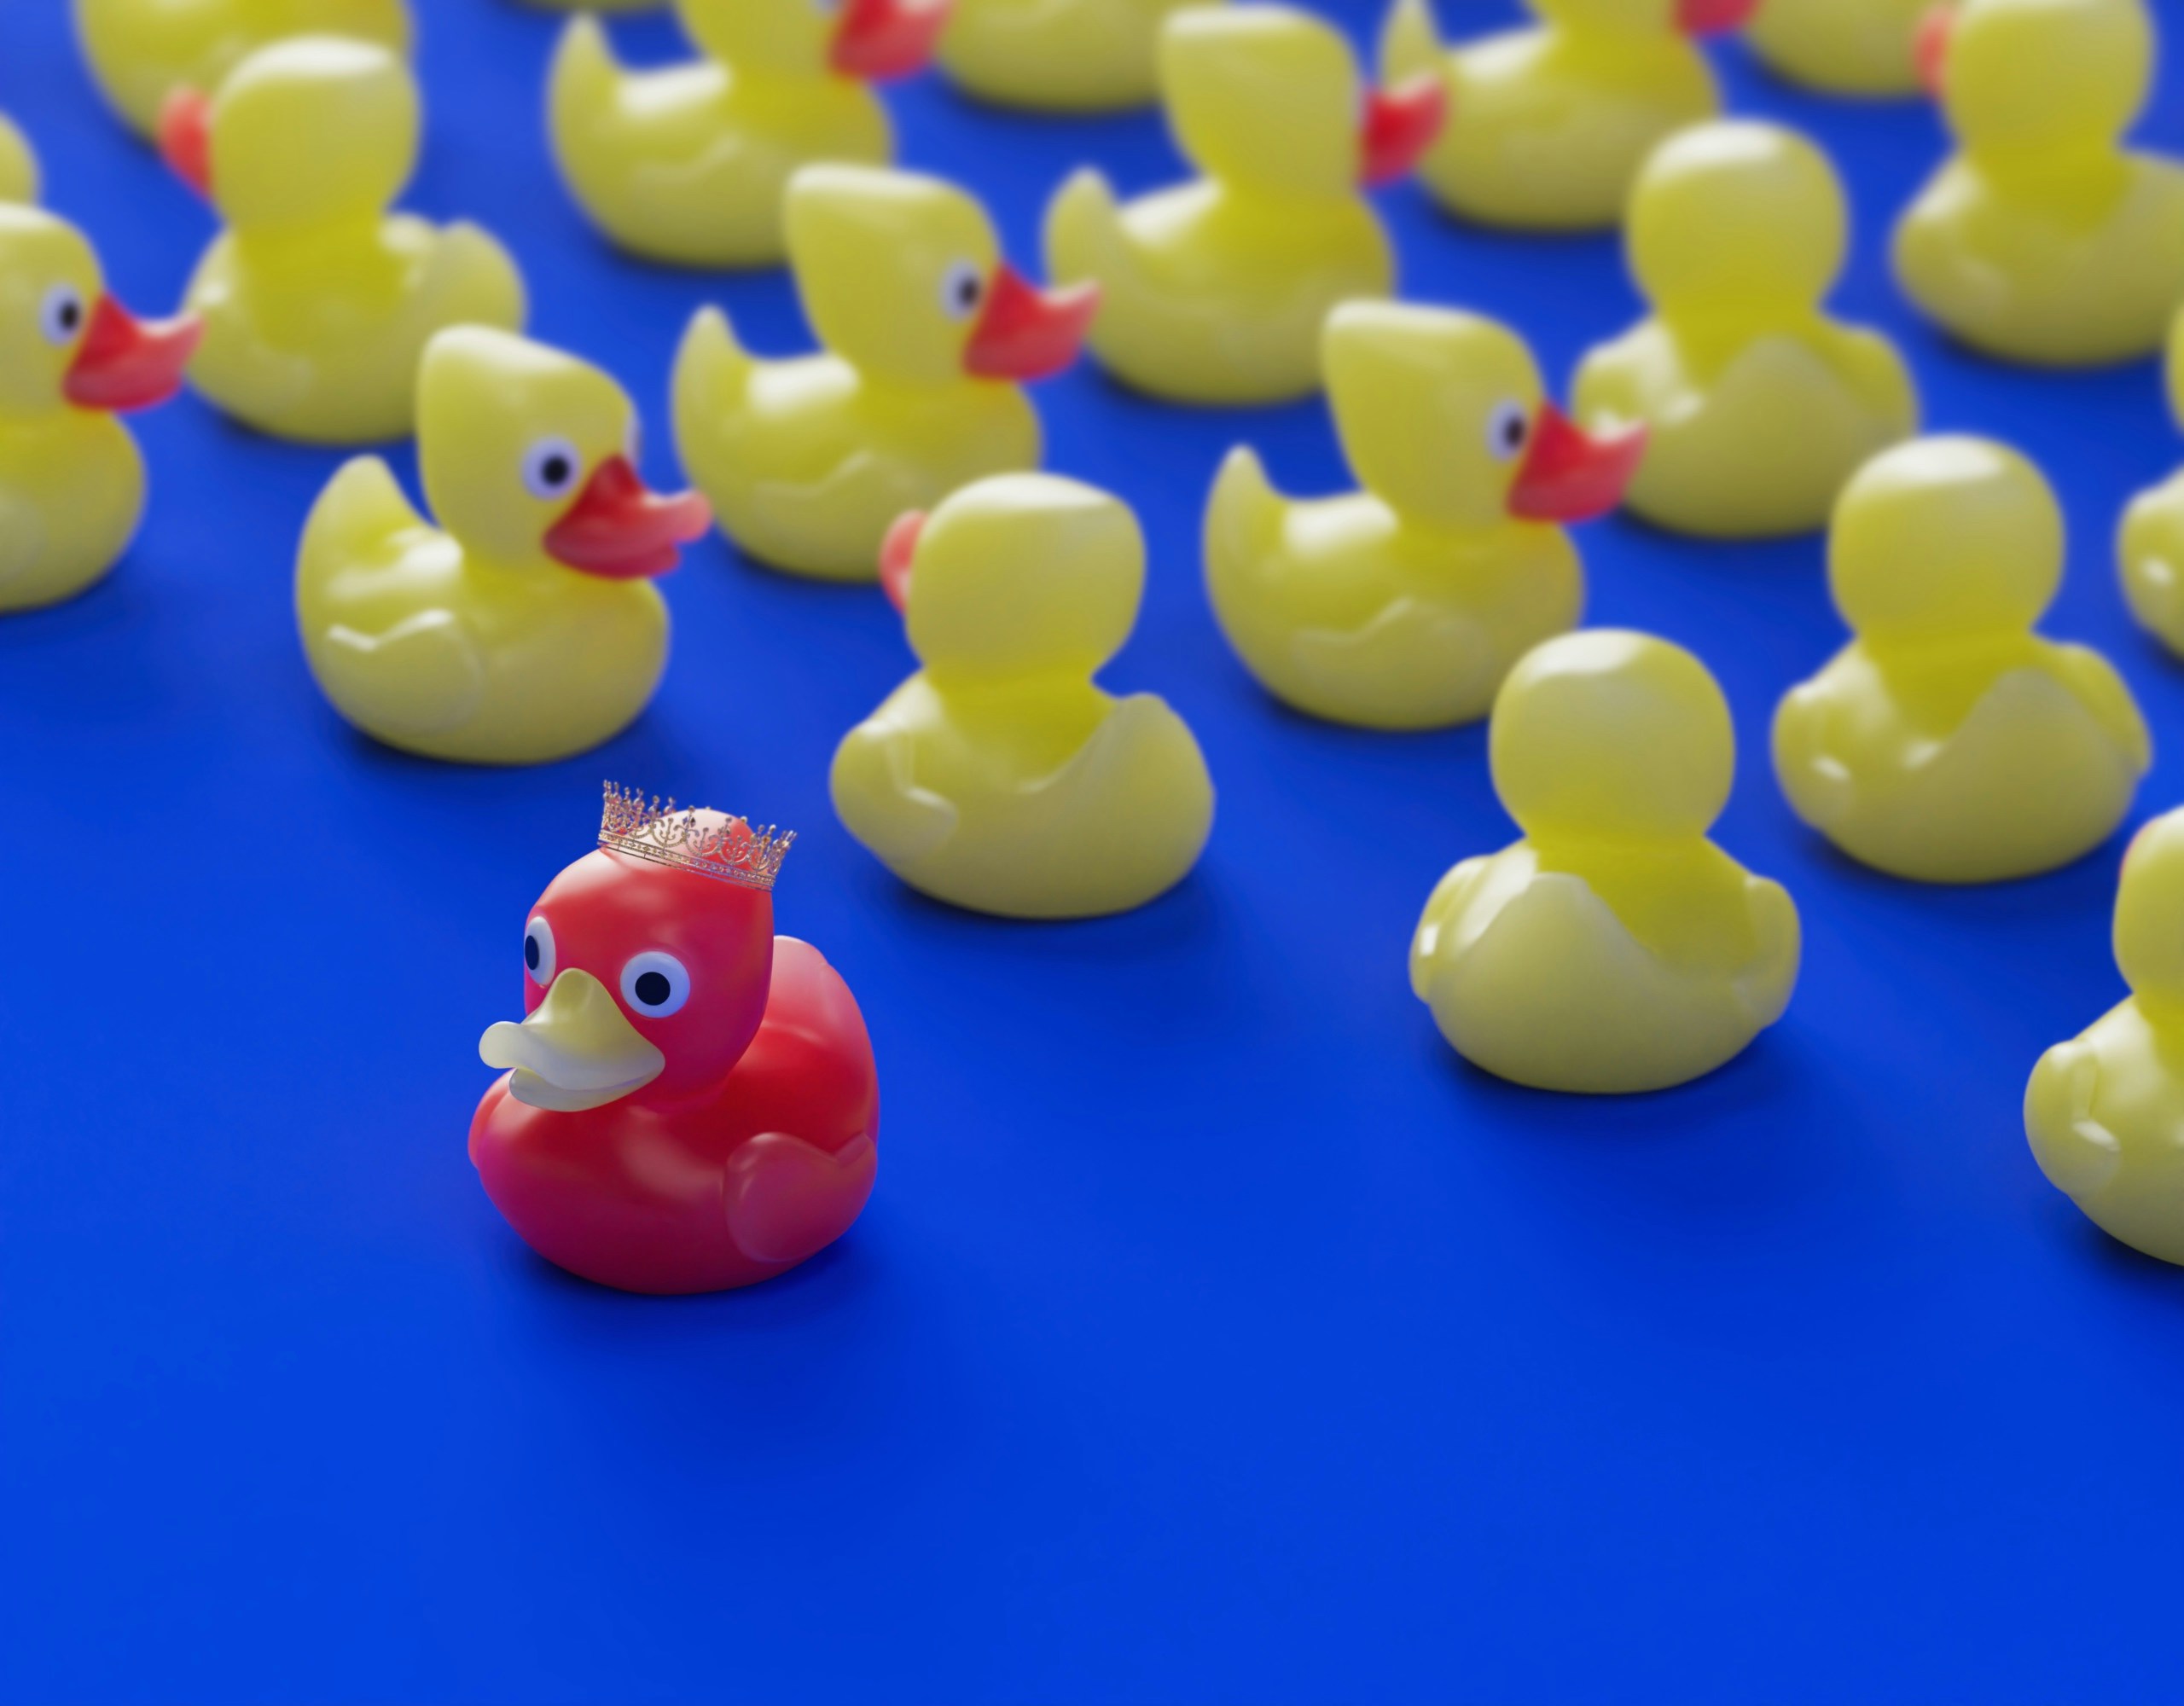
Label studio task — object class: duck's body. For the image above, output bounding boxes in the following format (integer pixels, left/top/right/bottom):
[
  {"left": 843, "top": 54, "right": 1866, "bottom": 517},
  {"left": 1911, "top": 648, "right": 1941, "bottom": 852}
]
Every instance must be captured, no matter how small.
[
  {"left": 833, "top": 474, "right": 1215, "bottom": 918},
  {"left": 940, "top": 0, "right": 1222, "bottom": 111},
  {"left": 1206, "top": 303, "right": 1642, "bottom": 730},
  {"left": 1380, "top": 0, "right": 1745, "bottom": 232},
  {"left": 2118, "top": 309, "right": 2184, "bottom": 651},
  {"left": 73, "top": 0, "right": 410, "bottom": 136},
  {"left": 1745, "top": 0, "right": 1931, "bottom": 96},
  {"left": 0, "top": 113, "right": 38, "bottom": 202}
]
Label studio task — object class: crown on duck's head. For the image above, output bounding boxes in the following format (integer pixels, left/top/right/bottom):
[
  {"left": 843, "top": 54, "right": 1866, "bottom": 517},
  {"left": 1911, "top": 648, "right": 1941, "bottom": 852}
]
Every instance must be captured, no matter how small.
[{"left": 598, "top": 782, "right": 794, "bottom": 891}]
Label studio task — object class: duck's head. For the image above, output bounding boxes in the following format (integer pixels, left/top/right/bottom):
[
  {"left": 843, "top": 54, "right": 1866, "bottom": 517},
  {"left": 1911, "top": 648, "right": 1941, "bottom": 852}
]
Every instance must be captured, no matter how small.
[
  {"left": 1161, "top": 7, "right": 1446, "bottom": 195},
  {"left": 1491, "top": 630, "right": 1735, "bottom": 844},
  {"left": 682, "top": 0, "right": 951, "bottom": 81},
  {"left": 417, "top": 327, "right": 710, "bottom": 578},
  {"left": 479, "top": 797, "right": 784, "bottom": 1112},
  {"left": 157, "top": 36, "right": 417, "bottom": 228},
  {"left": 879, "top": 473, "right": 1142, "bottom": 682},
  {"left": 1533, "top": 0, "right": 1760, "bottom": 39},
  {"left": 0, "top": 206, "right": 200, "bottom": 418},
  {"left": 1920, "top": 0, "right": 2151, "bottom": 156},
  {"left": 787, "top": 165, "right": 1097, "bottom": 386},
  {"left": 1326, "top": 301, "right": 1646, "bottom": 531},
  {"left": 1829, "top": 436, "right": 2060, "bottom": 647},
  {"left": 1629, "top": 121, "right": 1845, "bottom": 321},
  {"left": 2115, "top": 809, "right": 2184, "bottom": 1008}
]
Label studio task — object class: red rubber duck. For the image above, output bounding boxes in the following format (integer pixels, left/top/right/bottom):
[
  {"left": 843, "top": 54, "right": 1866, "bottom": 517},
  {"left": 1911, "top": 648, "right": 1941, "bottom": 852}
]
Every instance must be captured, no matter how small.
[{"left": 471, "top": 785, "right": 879, "bottom": 1295}]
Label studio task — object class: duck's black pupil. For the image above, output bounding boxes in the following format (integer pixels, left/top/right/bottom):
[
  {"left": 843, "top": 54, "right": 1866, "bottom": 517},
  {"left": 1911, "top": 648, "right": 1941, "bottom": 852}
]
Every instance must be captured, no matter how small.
[
  {"left": 543, "top": 456, "right": 571, "bottom": 487},
  {"left": 1502, "top": 416, "right": 1525, "bottom": 449},
  {"left": 635, "top": 971, "right": 671, "bottom": 1007},
  {"left": 525, "top": 934, "right": 540, "bottom": 970},
  {"left": 60, "top": 302, "right": 78, "bottom": 330},
  {"left": 956, "top": 277, "right": 979, "bottom": 308}
]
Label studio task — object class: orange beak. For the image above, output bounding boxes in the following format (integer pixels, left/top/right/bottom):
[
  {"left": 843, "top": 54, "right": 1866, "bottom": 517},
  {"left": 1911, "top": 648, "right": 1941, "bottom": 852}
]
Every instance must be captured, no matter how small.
[
  {"left": 1915, "top": 6, "right": 1956, "bottom": 96},
  {"left": 1676, "top": 0, "right": 1759, "bottom": 35},
  {"left": 156, "top": 87, "right": 213, "bottom": 197},
  {"left": 879, "top": 510, "right": 924, "bottom": 613},
  {"left": 831, "top": 0, "right": 951, "bottom": 81},
  {"left": 1359, "top": 76, "right": 1448, "bottom": 189},
  {"left": 63, "top": 295, "right": 203, "bottom": 412},
  {"left": 543, "top": 456, "right": 711, "bottom": 580},
  {"left": 1507, "top": 406, "right": 1647, "bottom": 525},
  {"left": 963, "top": 265, "right": 1100, "bottom": 382}
]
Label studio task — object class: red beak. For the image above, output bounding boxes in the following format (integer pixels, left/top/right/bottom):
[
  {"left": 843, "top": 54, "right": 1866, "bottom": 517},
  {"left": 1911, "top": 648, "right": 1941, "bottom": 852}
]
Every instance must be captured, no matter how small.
[
  {"left": 1359, "top": 76, "right": 1448, "bottom": 189},
  {"left": 1507, "top": 406, "right": 1647, "bottom": 525},
  {"left": 156, "top": 87, "right": 213, "bottom": 197},
  {"left": 1676, "top": 0, "right": 1759, "bottom": 36},
  {"left": 543, "top": 456, "right": 712, "bottom": 580},
  {"left": 62, "top": 295, "right": 203, "bottom": 412},
  {"left": 963, "top": 265, "right": 1099, "bottom": 382},
  {"left": 1915, "top": 6, "right": 1956, "bottom": 96},
  {"left": 879, "top": 510, "right": 924, "bottom": 613},
  {"left": 831, "top": 0, "right": 951, "bottom": 81}
]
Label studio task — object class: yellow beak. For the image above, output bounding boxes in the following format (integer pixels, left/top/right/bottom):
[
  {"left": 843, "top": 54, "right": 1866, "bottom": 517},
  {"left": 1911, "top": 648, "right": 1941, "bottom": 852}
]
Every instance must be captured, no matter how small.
[{"left": 479, "top": 968, "right": 665, "bottom": 1113}]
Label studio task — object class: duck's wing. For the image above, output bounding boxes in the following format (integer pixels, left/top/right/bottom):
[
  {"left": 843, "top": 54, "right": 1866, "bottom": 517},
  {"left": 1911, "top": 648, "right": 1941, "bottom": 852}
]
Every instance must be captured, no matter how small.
[
  {"left": 2044, "top": 641, "right": 2154, "bottom": 769},
  {"left": 2025, "top": 1037, "right": 2125, "bottom": 1200},
  {"left": 829, "top": 707, "right": 963, "bottom": 870},
  {"left": 1409, "top": 854, "right": 1497, "bottom": 997},
  {"left": 0, "top": 485, "right": 48, "bottom": 594},
  {"left": 1769, "top": 673, "right": 1862, "bottom": 835},
  {"left": 2121, "top": 470, "right": 2184, "bottom": 653}
]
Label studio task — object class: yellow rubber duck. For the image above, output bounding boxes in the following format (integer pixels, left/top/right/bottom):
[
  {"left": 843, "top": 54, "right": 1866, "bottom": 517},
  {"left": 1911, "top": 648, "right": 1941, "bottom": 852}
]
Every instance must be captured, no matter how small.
[
  {"left": 673, "top": 165, "right": 1097, "bottom": 583},
  {"left": 1773, "top": 437, "right": 2152, "bottom": 884},
  {"left": 2025, "top": 807, "right": 2184, "bottom": 1267},
  {"left": 0, "top": 113, "right": 39, "bottom": 203},
  {"left": 831, "top": 473, "right": 1215, "bottom": 919},
  {"left": 0, "top": 207, "right": 202, "bottom": 613},
  {"left": 73, "top": 0, "right": 411, "bottom": 138},
  {"left": 548, "top": 0, "right": 951, "bottom": 270},
  {"left": 295, "top": 327, "right": 712, "bottom": 765},
  {"left": 1043, "top": 4, "right": 1446, "bottom": 405},
  {"left": 1205, "top": 302, "right": 1646, "bottom": 731},
  {"left": 1745, "top": 0, "right": 1935, "bottom": 96},
  {"left": 1379, "top": 0, "right": 1754, "bottom": 233},
  {"left": 1410, "top": 630, "right": 1801, "bottom": 1095},
  {"left": 1894, "top": 0, "right": 2184, "bottom": 368},
  {"left": 1573, "top": 120, "right": 1920, "bottom": 540},
  {"left": 2118, "top": 307, "right": 2184, "bottom": 652},
  {"left": 157, "top": 36, "right": 526, "bottom": 445},
  {"left": 939, "top": 0, "right": 1223, "bottom": 112}
]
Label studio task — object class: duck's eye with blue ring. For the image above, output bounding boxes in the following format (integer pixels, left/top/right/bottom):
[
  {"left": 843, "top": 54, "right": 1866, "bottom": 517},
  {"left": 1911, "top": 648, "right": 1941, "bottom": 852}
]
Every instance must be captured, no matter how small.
[
  {"left": 39, "top": 283, "right": 84, "bottom": 347},
  {"left": 939, "top": 261, "right": 985, "bottom": 321},
  {"left": 1486, "top": 402, "right": 1530, "bottom": 461},
  {"left": 811, "top": 0, "right": 840, "bottom": 13},
  {"left": 620, "top": 951, "right": 690, "bottom": 1018},
  {"left": 521, "top": 436, "right": 584, "bottom": 501},
  {"left": 524, "top": 916, "right": 555, "bottom": 987}
]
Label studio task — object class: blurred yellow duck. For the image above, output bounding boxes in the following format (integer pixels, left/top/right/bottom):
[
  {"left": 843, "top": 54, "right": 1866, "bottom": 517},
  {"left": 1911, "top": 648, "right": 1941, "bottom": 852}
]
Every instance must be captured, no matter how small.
[
  {"left": 831, "top": 473, "right": 1215, "bottom": 919},
  {"left": 2025, "top": 807, "right": 2184, "bottom": 1267},
  {"left": 0, "top": 113, "right": 39, "bottom": 203},
  {"left": 1206, "top": 302, "right": 1645, "bottom": 730},
  {"left": 1044, "top": 3, "right": 1446, "bottom": 404},
  {"left": 1410, "top": 630, "right": 1801, "bottom": 1094},
  {"left": 1573, "top": 120, "right": 1918, "bottom": 539},
  {"left": 0, "top": 207, "right": 202, "bottom": 612},
  {"left": 74, "top": 0, "right": 411, "bottom": 137},
  {"left": 1379, "top": 0, "right": 1754, "bottom": 232},
  {"left": 2118, "top": 308, "right": 2184, "bottom": 652},
  {"left": 673, "top": 165, "right": 1096, "bottom": 582},
  {"left": 548, "top": 0, "right": 951, "bottom": 269},
  {"left": 1773, "top": 437, "right": 2151, "bottom": 884},
  {"left": 939, "top": 0, "right": 1224, "bottom": 112},
  {"left": 296, "top": 327, "right": 711, "bottom": 764},
  {"left": 1895, "top": 0, "right": 2184, "bottom": 367},
  {"left": 159, "top": 36, "right": 526, "bottom": 444},
  {"left": 1745, "top": 0, "right": 1933, "bottom": 96}
]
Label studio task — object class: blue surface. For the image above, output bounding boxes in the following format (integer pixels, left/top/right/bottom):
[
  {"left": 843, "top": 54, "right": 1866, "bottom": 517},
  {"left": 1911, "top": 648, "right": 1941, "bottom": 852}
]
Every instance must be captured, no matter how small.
[{"left": 4, "top": 3, "right": 2184, "bottom": 1699}]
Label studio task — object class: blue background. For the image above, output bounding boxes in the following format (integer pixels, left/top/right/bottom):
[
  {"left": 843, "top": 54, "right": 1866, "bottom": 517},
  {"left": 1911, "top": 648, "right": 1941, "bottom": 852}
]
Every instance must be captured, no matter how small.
[{"left": 4, "top": 1, "right": 2183, "bottom": 1699}]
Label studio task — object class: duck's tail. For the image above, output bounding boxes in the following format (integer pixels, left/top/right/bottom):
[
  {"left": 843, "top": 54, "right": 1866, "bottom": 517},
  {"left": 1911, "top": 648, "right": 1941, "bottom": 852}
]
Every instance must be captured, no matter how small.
[
  {"left": 1379, "top": 0, "right": 1444, "bottom": 88},
  {"left": 670, "top": 306, "right": 752, "bottom": 516},
  {"left": 419, "top": 222, "right": 529, "bottom": 339},
  {"left": 295, "top": 456, "right": 432, "bottom": 612},
  {"left": 1203, "top": 445, "right": 1287, "bottom": 616},
  {"left": 547, "top": 15, "right": 624, "bottom": 141},
  {"left": 1042, "top": 166, "right": 1126, "bottom": 303}
]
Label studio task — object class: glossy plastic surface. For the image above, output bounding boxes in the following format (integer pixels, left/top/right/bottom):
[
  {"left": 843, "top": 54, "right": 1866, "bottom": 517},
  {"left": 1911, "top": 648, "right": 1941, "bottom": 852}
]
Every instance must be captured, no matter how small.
[
  {"left": 473, "top": 822, "right": 880, "bottom": 1294},
  {"left": 674, "top": 164, "right": 1093, "bottom": 581},
  {"left": 1894, "top": 0, "right": 2184, "bottom": 368},
  {"left": 2118, "top": 305, "right": 2184, "bottom": 650},
  {"left": 1207, "top": 300, "right": 1641, "bottom": 728},
  {"left": 1745, "top": 0, "right": 1931, "bottom": 95},
  {"left": 832, "top": 473, "right": 1214, "bottom": 916},
  {"left": 547, "top": 0, "right": 947, "bottom": 269},
  {"left": 295, "top": 326, "right": 709, "bottom": 763},
  {"left": 1574, "top": 119, "right": 1919, "bottom": 538},
  {"left": 0, "top": 110, "right": 38, "bottom": 201},
  {"left": 73, "top": 0, "right": 412, "bottom": 136},
  {"left": 164, "top": 36, "right": 525, "bottom": 444},
  {"left": 1774, "top": 437, "right": 2152, "bottom": 882},
  {"left": 939, "top": 0, "right": 1226, "bottom": 111},
  {"left": 1044, "top": 4, "right": 1443, "bottom": 403},
  {"left": 1410, "top": 628, "right": 1802, "bottom": 1093}
]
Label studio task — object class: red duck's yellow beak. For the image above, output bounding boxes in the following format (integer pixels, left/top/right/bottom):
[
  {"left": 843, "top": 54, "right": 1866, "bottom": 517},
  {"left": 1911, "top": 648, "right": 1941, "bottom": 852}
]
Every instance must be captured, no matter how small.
[
  {"left": 1677, "top": 0, "right": 1759, "bottom": 36},
  {"left": 831, "top": 0, "right": 951, "bottom": 81},
  {"left": 156, "top": 87, "right": 213, "bottom": 196},
  {"left": 1507, "top": 405, "right": 1647, "bottom": 525},
  {"left": 480, "top": 969, "right": 665, "bottom": 1114},
  {"left": 1359, "top": 76, "right": 1449, "bottom": 189},
  {"left": 543, "top": 456, "right": 711, "bottom": 580},
  {"left": 879, "top": 509, "right": 925, "bottom": 613},
  {"left": 963, "top": 265, "right": 1100, "bottom": 382},
  {"left": 63, "top": 295, "right": 203, "bottom": 412}
]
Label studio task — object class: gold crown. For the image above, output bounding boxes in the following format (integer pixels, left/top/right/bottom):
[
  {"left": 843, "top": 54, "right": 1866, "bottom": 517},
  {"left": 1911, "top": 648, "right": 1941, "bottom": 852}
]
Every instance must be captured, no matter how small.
[{"left": 598, "top": 782, "right": 794, "bottom": 891}]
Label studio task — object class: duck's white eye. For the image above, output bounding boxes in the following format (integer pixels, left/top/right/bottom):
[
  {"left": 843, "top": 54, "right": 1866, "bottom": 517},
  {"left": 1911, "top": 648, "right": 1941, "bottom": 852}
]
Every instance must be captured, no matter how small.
[
  {"left": 523, "top": 915, "right": 555, "bottom": 987},
  {"left": 1486, "top": 401, "right": 1531, "bottom": 461},
  {"left": 620, "top": 951, "right": 690, "bottom": 1018},
  {"left": 938, "top": 260, "right": 985, "bottom": 322},
  {"left": 39, "top": 283, "right": 86, "bottom": 347},
  {"left": 521, "top": 436, "right": 584, "bottom": 502}
]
